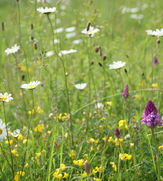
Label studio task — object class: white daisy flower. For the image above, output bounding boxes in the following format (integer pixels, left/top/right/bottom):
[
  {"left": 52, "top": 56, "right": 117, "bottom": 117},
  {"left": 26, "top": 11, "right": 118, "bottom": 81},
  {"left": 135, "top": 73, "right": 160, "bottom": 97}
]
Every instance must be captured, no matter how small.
[
  {"left": 65, "top": 32, "right": 76, "bottom": 39},
  {"left": 37, "top": 7, "right": 56, "bottom": 14},
  {"left": 121, "top": 7, "right": 139, "bottom": 14},
  {"left": 95, "top": 103, "right": 104, "bottom": 109},
  {"left": 109, "top": 61, "right": 126, "bottom": 69},
  {"left": 5, "top": 44, "right": 20, "bottom": 55},
  {"left": 0, "top": 119, "right": 7, "bottom": 141},
  {"left": 81, "top": 26, "right": 100, "bottom": 37},
  {"left": 74, "top": 83, "right": 87, "bottom": 90},
  {"left": 65, "top": 27, "right": 76, "bottom": 32},
  {"left": 0, "top": 93, "right": 13, "bottom": 102},
  {"left": 45, "top": 51, "right": 54, "bottom": 57},
  {"left": 146, "top": 29, "right": 163, "bottom": 37},
  {"left": 21, "top": 81, "right": 41, "bottom": 90},
  {"left": 54, "top": 39, "right": 60, "bottom": 44},
  {"left": 130, "top": 14, "right": 144, "bottom": 20},
  {"left": 10, "top": 129, "right": 20, "bottom": 137},
  {"left": 58, "top": 49, "right": 77, "bottom": 56},
  {"left": 72, "top": 39, "right": 82, "bottom": 45},
  {"left": 54, "top": 28, "right": 64, "bottom": 33}
]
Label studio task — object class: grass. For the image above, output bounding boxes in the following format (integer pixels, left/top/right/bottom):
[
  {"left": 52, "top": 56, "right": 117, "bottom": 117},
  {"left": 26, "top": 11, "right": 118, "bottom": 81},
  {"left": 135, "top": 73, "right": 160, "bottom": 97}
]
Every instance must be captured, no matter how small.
[{"left": 0, "top": 0, "right": 163, "bottom": 180}]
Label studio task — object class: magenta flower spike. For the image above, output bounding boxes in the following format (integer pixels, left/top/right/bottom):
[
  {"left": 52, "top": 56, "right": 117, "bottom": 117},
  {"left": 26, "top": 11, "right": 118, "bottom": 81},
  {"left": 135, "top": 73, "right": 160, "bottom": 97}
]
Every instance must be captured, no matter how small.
[
  {"left": 142, "top": 100, "right": 162, "bottom": 128},
  {"left": 114, "top": 128, "right": 121, "bottom": 138},
  {"left": 122, "top": 84, "right": 129, "bottom": 99}
]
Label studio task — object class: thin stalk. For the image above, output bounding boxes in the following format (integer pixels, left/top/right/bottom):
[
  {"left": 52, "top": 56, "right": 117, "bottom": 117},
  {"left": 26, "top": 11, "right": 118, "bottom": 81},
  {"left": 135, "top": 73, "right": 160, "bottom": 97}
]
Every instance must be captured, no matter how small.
[{"left": 2, "top": 103, "right": 15, "bottom": 179}]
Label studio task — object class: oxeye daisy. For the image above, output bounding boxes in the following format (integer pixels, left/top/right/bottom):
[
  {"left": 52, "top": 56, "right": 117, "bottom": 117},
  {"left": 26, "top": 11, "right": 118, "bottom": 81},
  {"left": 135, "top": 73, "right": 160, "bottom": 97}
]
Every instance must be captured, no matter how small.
[
  {"left": 108, "top": 61, "right": 126, "bottom": 69},
  {"left": 82, "top": 26, "right": 100, "bottom": 37},
  {"left": 21, "top": 81, "right": 41, "bottom": 90},
  {"left": 0, "top": 93, "right": 13, "bottom": 102},
  {"left": 5, "top": 44, "right": 20, "bottom": 55},
  {"left": 74, "top": 83, "right": 87, "bottom": 90},
  {"left": 58, "top": 49, "right": 77, "bottom": 56},
  {"left": 10, "top": 129, "right": 20, "bottom": 137},
  {"left": 0, "top": 119, "right": 7, "bottom": 141},
  {"left": 146, "top": 29, "right": 163, "bottom": 37},
  {"left": 37, "top": 7, "right": 56, "bottom": 14}
]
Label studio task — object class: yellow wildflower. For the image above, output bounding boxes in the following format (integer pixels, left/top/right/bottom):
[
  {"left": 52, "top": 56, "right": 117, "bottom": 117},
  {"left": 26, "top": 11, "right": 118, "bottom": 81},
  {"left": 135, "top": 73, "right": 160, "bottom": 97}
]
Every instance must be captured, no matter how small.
[
  {"left": 152, "top": 83, "right": 158, "bottom": 88},
  {"left": 69, "top": 150, "right": 76, "bottom": 159},
  {"left": 118, "top": 120, "right": 128, "bottom": 130},
  {"left": 73, "top": 159, "right": 84, "bottom": 166},
  {"left": 94, "top": 178, "right": 102, "bottom": 181},
  {"left": 11, "top": 149, "right": 19, "bottom": 157},
  {"left": 110, "top": 162, "right": 117, "bottom": 171},
  {"left": 17, "top": 134, "right": 23, "bottom": 140},
  {"left": 17, "top": 171, "right": 25, "bottom": 176},
  {"left": 106, "top": 101, "right": 112, "bottom": 106},
  {"left": 81, "top": 171, "right": 88, "bottom": 177},
  {"left": 63, "top": 172, "right": 68, "bottom": 178},
  {"left": 5, "top": 140, "right": 14, "bottom": 145},
  {"left": 60, "top": 164, "right": 66, "bottom": 171},
  {"left": 33, "top": 124, "right": 44, "bottom": 132},
  {"left": 158, "top": 145, "right": 163, "bottom": 150},
  {"left": 23, "top": 139, "right": 27, "bottom": 144},
  {"left": 119, "top": 153, "right": 132, "bottom": 160}
]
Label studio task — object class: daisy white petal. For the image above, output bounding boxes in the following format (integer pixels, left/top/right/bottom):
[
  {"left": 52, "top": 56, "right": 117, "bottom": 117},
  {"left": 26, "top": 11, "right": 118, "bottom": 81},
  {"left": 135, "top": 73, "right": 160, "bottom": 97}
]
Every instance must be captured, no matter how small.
[
  {"left": 58, "top": 49, "right": 77, "bottom": 56},
  {"left": 37, "top": 7, "right": 56, "bottom": 14},
  {"left": 21, "top": 81, "right": 41, "bottom": 90},
  {"left": 5, "top": 44, "right": 20, "bottom": 55},
  {"left": 109, "top": 61, "right": 126, "bottom": 69},
  {"left": 74, "top": 83, "right": 87, "bottom": 90},
  {"left": 81, "top": 26, "right": 100, "bottom": 37},
  {"left": 0, "top": 93, "right": 13, "bottom": 102},
  {"left": 0, "top": 119, "right": 7, "bottom": 141}
]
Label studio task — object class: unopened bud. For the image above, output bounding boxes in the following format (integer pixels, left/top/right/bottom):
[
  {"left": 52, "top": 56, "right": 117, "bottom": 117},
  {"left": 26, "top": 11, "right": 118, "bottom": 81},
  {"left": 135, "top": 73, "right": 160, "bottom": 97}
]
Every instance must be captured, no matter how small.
[
  {"left": 86, "top": 22, "right": 91, "bottom": 31},
  {"left": 1, "top": 22, "right": 5, "bottom": 31}
]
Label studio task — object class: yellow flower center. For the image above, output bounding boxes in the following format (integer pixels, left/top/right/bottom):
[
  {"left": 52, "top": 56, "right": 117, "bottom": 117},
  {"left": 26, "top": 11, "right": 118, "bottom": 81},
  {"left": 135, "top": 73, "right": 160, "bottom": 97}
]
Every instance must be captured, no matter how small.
[
  {"left": 29, "top": 85, "right": 35, "bottom": 88},
  {"left": 0, "top": 96, "right": 7, "bottom": 101},
  {"left": 0, "top": 129, "right": 3, "bottom": 135}
]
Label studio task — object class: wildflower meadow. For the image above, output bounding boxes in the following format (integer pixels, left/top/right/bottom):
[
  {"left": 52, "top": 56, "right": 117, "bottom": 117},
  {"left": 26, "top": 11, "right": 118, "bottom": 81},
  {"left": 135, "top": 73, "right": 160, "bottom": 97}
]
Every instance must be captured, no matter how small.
[{"left": 1, "top": 0, "right": 163, "bottom": 180}]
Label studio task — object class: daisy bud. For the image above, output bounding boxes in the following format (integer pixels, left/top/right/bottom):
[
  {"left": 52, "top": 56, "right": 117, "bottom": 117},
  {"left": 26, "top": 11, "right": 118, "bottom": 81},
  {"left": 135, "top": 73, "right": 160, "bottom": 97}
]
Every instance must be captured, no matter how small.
[
  {"left": 124, "top": 68, "right": 128, "bottom": 74},
  {"left": 95, "top": 47, "right": 100, "bottom": 53},
  {"left": 98, "top": 62, "right": 102, "bottom": 67},
  {"left": 157, "top": 39, "right": 160, "bottom": 44},
  {"left": 1, "top": 22, "right": 5, "bottom": 31},
  {"left": 114, "top": 128, "right": 121, "bottom": 138},
  {"left": 21, "top": 74, "right": 25, "bottom": 81},
  {"left": 34, "top": 43, "right": 38, "bottom": 50},
  {"left": 31, "top": 24, "right": 34, "bottom": 30},
  {"left": 86, "top": 22, "right": 91, "bottom": 31},
  {"left": 90, "top": 61, "right": 94, "bottom": 65},
  {"left": 103, "top": 55, "right": 107, "bottom": 60}
]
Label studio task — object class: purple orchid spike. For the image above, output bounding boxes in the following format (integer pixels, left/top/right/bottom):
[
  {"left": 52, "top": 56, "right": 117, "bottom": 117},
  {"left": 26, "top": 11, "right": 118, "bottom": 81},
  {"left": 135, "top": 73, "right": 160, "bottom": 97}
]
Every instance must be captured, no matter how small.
[
  {"left": 152, "top": 57, "right": 160, "bottom": 65},
  {"left": 122, "top": 84, "right": 129, "bottom": 99},
  {"left": 142, "top": 100, "right": 162, "bottom": 128},
  {"left": 114, "top": 128, "right": 121, "bottom": 138}
]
